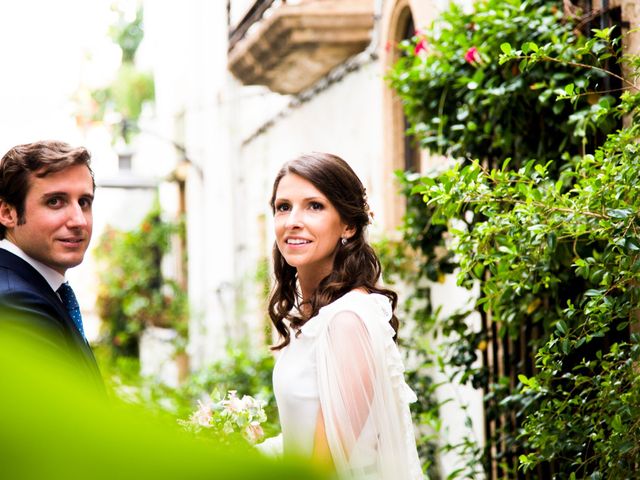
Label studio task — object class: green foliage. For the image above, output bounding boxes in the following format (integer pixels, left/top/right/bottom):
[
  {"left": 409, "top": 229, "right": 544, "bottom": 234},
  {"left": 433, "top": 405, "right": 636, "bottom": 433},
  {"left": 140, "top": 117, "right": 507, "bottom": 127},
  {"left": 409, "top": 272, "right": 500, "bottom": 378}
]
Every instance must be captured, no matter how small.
[
  {"left": 387, "top": 0, "right": 611, "bottom": 166},
  {"left": 110, "top": 63, "right": 155, "bottom": 122},
  {"left": 90, "top": 64, "right": 155, "bottom": 142},
  {"left": 183, "top": 345, "right": 280, "bottom": 437},
  {"left": 375, "top": 176, "right": 465, "bottom": 479},
  {"left": 0, "top": 324, "right": 323, "bottom": 480},
  {"left": 416, "top": 100, "right": 640, "bottom": 475},
  {"left": 109, "top": 3, "right": 145, "bottom": 64},
  {"left": 387, "top": 0, "right": 640, "bottom": 477},
  {"left": 95, "top": 203, "right": 187, "bottom": 357},
  {"left": 255, "top": 256, "right": 274, "bottom": 342}
]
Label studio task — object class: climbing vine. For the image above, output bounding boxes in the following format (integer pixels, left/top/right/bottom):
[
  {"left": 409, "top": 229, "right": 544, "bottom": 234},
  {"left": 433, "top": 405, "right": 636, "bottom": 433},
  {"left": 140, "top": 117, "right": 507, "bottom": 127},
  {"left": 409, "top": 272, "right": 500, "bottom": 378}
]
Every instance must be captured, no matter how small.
[{"left": 387, "top": 0, "right": 639, "bottom": 477}]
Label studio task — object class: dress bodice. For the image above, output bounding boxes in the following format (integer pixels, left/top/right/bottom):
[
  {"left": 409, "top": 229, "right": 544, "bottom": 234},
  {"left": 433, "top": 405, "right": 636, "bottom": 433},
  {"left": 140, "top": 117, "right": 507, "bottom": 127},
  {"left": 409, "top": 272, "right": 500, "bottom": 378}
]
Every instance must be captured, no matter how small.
[
  {"left": 272, "top": 313, "right": 320, "bottom": 456},
  {"left": 272, "top": 291, "right": 424, "bottom": 479}
]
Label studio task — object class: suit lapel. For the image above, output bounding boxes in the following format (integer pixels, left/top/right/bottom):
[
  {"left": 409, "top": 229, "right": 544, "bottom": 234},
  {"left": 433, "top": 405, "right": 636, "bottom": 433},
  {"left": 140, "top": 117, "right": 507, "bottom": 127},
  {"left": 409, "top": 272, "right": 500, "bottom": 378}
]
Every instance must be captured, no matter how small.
[{"left": 0, "top": 249, "right": 101, "bottom": 378}]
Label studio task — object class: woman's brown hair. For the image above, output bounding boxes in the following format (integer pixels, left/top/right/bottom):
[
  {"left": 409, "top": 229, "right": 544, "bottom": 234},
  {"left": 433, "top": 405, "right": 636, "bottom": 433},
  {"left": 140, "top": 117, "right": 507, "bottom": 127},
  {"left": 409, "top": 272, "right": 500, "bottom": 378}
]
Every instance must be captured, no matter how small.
[{"left": 268, "top": 152, "right": 398, "bottom": 350}]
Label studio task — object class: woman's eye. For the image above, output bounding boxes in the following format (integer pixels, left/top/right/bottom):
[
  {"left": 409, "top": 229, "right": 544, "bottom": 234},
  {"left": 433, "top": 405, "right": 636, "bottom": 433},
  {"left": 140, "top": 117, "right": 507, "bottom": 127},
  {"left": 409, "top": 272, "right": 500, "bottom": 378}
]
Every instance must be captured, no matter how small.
[
  {"left": 47, "top": 197, "right": 61, "bottom": 207},
  {"left": 276, "top": 203, "right": 290, "bottom": 212},
  {"left": 309, "top": 201, "right": 323, "bottom": 210}
]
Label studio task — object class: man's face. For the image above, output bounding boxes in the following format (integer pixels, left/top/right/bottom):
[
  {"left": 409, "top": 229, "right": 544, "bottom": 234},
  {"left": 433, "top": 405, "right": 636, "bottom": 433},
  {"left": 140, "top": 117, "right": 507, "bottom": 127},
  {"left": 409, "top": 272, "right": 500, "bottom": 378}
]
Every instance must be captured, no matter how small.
[{"left": 0, "top": 164, "right": 94, "bottom": 275}]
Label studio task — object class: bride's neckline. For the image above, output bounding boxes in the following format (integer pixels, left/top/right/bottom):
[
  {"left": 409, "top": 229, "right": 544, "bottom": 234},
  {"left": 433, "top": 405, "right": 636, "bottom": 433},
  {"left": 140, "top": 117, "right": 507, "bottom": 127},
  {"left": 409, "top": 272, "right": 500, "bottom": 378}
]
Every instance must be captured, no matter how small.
[{"left": 312, "top": 289, "right": 371, "bottom": 317}]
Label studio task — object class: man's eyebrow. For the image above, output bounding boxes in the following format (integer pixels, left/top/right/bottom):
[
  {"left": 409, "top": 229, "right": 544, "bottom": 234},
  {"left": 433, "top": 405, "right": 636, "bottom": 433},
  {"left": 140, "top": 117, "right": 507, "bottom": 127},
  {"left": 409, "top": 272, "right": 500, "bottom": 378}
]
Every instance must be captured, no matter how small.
[
  {"left": 40, "top": 191, "right": 94, "bottom": 199},
  {"left": 40, "top": 191, "right": 68, "bottom": 199}
]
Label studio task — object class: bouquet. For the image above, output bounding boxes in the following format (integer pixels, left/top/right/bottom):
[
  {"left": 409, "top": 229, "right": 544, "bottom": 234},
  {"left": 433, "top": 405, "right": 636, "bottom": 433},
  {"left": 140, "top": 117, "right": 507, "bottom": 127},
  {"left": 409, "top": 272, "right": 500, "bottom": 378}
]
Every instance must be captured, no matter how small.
[{"left": 179, "top": 390, "right": 267, "bottom": 445}]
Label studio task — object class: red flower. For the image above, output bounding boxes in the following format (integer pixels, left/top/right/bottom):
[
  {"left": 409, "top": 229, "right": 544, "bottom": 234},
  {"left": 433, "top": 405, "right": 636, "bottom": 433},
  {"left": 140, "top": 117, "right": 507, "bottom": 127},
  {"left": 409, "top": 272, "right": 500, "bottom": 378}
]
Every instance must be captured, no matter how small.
[
  {"left": 464, "top": 46, "right": 481, "bottom": 64},
  {"left": 414, "top": 38, "right": 428, "bottom": 56}
]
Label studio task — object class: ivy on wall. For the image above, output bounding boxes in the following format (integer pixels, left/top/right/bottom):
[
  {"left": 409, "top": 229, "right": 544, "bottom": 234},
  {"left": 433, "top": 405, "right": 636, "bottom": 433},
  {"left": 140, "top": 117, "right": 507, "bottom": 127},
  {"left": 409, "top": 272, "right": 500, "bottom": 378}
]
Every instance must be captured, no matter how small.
[
  {"left": 386, "top": 0, "right": 639, "bottom": 477},
  {"left": 388, "top": 0, "right": 614, "bottom": 168}
]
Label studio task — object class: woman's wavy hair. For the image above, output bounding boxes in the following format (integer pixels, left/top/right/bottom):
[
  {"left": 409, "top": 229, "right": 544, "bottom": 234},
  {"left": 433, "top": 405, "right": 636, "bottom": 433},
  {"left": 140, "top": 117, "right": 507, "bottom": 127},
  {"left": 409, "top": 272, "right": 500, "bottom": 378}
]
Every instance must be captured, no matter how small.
[{"left": 268, "top": 152, "right": 398, "bottom": 350}]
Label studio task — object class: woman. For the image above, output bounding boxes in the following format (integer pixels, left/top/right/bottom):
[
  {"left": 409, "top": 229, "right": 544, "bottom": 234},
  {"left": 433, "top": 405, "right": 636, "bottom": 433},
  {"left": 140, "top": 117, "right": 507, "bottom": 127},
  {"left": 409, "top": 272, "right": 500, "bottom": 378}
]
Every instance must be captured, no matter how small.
[{"left": 268, "top": 152, "right": 423, "bottom": 479}]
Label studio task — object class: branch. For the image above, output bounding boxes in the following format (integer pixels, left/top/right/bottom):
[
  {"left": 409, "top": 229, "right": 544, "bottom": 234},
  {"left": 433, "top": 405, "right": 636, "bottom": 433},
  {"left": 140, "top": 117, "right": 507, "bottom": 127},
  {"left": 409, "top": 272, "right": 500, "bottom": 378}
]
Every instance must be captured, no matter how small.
[
  {"left": 463, "top": 194, "right": 610, "bottom": 219},
  {"left": 510, "top": 54, "right": 638, "bottom": 91}
]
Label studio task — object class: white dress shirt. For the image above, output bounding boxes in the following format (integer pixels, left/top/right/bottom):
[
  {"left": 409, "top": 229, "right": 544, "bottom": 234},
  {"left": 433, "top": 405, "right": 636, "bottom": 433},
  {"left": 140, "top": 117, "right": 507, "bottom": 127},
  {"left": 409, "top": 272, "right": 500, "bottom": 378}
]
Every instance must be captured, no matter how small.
[{"left": 0, "top": 239, "right": 66, "bottom": 293}]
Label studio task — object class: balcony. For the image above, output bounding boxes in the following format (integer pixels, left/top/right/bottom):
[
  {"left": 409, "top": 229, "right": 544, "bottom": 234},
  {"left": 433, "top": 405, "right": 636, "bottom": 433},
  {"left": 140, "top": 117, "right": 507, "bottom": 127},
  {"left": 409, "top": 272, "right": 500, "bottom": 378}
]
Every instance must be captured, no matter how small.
[{"left": 228, "top": 0, "right": 374, "bottom": 95}]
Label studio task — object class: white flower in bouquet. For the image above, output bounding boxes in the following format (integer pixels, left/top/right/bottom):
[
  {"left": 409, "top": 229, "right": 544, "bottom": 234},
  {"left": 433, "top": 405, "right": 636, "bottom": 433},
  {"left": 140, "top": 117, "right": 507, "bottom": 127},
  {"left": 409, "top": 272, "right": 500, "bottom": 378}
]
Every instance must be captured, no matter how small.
[
  {"left": 191, "top": 399, "right": 213, "bottom": 427},
  {"left": 221, "top": 390, "right": 245, "bottom": 413},
  {"left": 244, "top": 421, "right": 265, "bottom": 444}
]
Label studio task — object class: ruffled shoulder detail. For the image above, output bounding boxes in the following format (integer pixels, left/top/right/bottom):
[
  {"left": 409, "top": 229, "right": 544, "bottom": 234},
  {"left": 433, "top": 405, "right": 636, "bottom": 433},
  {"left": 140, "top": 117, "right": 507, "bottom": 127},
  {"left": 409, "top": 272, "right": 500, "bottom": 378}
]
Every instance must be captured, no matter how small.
[
  {"left": 301, "top": 291, "right": 418, "bottom": 407},
  {"left": 361, "top": 294, "right": 418, "bottom": 404}
]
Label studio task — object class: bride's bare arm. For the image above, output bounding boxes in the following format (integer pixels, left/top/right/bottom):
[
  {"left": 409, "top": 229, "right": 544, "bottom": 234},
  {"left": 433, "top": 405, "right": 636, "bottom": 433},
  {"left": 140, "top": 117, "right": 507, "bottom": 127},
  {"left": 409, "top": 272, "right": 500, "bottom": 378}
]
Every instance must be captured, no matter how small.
[{"left": 312, "top": 408, "right": 334, "bottom": 468}]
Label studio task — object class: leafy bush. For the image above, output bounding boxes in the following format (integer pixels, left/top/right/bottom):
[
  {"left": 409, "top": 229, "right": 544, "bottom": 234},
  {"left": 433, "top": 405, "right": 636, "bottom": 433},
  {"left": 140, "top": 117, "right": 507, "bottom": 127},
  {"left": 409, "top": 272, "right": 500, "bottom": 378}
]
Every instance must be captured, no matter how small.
[
  {"left": 387, "top": 0, "right": 640, "bottom": 476},
  {"left": 387, "top": 0, "right": 613, "bottom": 167},
  {"left": 95, "top": 203, "right": 188, "bottom": 357},
  {"left": 415, "top": 87, "right": 640, "bottom": 475}
]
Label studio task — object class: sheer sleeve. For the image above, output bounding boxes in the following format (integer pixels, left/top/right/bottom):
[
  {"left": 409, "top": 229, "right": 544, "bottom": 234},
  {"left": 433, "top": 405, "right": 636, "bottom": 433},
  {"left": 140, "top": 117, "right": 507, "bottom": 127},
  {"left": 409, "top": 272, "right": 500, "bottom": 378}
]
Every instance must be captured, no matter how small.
[
  {"left": 315, "top": 300, "right": 424, "bottom": 479},
  {"left": 317, "top": 311, "right": 375, "bottom": 462}
]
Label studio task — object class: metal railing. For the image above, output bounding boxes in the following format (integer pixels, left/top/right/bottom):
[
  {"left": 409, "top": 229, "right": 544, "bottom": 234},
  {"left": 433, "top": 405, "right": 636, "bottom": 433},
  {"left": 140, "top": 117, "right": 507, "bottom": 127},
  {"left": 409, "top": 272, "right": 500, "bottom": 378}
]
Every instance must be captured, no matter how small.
[{"left": 228, "top": 0, "right": 282, "bottom": 51}]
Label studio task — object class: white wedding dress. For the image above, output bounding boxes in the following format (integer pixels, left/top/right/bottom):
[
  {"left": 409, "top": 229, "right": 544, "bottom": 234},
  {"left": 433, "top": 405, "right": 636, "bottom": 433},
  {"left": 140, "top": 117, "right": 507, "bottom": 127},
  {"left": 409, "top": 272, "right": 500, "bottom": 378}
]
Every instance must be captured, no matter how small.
[{"left": 273, "top": 291, "right": 424, "bottom": 479}]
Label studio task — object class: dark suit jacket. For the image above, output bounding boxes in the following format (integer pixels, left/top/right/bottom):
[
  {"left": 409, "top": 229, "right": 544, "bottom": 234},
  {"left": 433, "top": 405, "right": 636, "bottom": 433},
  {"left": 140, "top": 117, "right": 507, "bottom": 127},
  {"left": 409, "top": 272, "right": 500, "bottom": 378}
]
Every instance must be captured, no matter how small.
[{"left": 0, "top": 248, "right": 103, "bottom": 390}]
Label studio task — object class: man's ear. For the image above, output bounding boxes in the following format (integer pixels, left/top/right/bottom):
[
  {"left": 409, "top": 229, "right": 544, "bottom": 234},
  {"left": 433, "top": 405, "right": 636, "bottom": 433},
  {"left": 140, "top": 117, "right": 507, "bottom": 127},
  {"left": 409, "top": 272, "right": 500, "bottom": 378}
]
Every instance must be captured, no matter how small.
[{"left": 0, "top": 200, "right": 17, "bottom": 229}]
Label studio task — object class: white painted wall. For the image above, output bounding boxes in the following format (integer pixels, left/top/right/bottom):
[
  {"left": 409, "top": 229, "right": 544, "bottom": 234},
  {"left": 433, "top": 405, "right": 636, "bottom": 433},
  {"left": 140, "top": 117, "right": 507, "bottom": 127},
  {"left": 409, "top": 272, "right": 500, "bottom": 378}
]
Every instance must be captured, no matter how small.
[{"left": 143, "top": 0, "right": 238, "bottom": 368}]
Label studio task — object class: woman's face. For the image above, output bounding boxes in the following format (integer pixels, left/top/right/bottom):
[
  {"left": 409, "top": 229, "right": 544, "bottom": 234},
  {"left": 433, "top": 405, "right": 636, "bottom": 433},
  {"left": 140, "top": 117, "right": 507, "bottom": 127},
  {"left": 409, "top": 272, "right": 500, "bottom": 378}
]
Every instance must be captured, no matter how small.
[{"left": 273, "top": 173, "right": 352, "bottom": 279}]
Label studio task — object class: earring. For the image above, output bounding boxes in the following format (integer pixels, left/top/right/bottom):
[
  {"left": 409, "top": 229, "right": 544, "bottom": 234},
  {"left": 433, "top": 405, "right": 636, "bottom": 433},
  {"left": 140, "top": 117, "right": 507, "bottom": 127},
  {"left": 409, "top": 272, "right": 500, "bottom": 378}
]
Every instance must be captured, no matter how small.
[{"left": 341, "top": 237, "right": 347, "bottom": 246}]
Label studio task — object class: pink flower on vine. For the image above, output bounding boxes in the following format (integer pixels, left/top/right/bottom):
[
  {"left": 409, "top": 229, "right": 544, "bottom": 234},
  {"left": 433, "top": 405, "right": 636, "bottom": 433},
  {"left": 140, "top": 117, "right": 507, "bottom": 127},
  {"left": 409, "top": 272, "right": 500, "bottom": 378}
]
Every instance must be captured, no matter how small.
[
  {"left": 414, "top": 29, "right": 428, "bottom": 57},
  {"left": 415, "top": 38, "right": 428, "bottom": 56},
  {"left": 464, "top": 46, "right": 482, "bottom": 64}
]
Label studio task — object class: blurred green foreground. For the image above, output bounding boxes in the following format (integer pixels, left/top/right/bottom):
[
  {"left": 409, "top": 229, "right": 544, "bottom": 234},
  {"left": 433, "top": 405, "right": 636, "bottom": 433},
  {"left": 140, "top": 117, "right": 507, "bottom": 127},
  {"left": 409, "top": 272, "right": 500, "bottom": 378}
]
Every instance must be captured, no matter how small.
[{"left": 0, "top": 309, "right": 326, "bottom": 480}]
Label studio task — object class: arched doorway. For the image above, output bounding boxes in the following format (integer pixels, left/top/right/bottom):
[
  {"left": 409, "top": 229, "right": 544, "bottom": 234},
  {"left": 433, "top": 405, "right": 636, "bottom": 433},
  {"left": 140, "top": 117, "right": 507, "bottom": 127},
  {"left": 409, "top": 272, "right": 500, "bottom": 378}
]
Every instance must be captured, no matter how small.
[{"left": 381, "top": 0, "right": 421, "bottom": 229}]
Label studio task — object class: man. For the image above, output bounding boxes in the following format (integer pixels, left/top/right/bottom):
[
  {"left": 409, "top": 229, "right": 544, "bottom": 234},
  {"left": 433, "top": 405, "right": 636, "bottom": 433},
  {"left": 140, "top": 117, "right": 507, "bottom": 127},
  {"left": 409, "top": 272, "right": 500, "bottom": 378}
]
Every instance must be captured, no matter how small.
[{"left": 0, "top": 140, "right": 102, "bottom": 388}]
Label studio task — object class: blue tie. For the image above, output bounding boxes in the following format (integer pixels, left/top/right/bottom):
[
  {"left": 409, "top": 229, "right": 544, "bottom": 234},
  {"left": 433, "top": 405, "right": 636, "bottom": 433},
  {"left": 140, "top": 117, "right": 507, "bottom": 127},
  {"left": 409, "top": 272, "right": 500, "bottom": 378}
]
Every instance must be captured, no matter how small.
[{"left": 57, "top": 282, "right": 85, "bottom": 338}]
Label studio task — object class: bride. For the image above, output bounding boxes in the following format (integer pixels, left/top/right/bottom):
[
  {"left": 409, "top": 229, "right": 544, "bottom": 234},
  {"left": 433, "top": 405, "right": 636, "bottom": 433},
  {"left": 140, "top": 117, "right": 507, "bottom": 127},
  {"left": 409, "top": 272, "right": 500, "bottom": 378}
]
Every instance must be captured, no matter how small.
[{"left": 267, "top": 152, "right": 424, "bottom": 479}]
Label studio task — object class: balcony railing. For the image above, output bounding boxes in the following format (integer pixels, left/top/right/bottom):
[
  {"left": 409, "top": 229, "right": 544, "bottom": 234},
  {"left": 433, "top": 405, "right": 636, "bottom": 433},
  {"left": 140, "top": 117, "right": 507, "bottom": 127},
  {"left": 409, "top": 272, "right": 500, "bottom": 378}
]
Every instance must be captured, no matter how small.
[
  {"left": 228, "top": 0, "right": 279, "bottom": 51},
  {"left": 228, "top": 0, "right": 374, "bottom": 94}
]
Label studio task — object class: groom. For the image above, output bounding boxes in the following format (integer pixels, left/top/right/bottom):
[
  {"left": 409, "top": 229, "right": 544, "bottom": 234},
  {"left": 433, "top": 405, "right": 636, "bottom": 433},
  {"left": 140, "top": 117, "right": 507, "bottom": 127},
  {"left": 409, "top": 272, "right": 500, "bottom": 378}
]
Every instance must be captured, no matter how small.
[{"left": 0, "top": 140, "right": 102, "bottom": 389}]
